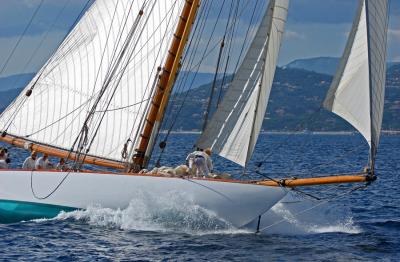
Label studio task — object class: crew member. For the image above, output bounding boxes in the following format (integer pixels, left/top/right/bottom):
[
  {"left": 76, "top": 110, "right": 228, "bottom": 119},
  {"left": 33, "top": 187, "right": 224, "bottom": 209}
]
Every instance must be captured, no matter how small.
[
  {"left": 56, "top": 158, "right": 67, "bottom": 170},
  {"left": 22, "top": 151, "right": 37, "bottom": 169},
  {"left": 186, "top": 148, "right": 213, "bottom": 177},
  {"left": 35, "top": 153, "right": 53, "bottom": 170}
]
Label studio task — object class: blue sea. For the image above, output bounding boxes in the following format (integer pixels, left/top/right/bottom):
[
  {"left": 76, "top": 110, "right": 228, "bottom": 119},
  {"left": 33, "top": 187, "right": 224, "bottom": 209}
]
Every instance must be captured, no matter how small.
[{"left": 0, "top": 133, "right": 399, "bottom": 261}]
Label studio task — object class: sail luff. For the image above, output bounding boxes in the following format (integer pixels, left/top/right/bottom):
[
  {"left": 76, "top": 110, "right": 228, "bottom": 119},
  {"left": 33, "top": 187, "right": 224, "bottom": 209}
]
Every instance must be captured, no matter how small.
[
  {"left": 133, "top": 0, "right": 200, "bottom": 169},
  {"left": 365, "top": 0, "right": 389, "bottom": 170}
]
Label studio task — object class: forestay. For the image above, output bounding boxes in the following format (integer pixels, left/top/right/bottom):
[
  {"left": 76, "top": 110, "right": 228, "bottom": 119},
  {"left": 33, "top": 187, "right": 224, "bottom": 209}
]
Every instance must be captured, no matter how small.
[
  {"left": 0, "top": 0, "right": 184, "bottom": 162},
  {"left": 324, "top": 0, "right": 388, "bottom": 160},
  {"left": 196, "top": 0, "right": 289, "bottom": 167}
]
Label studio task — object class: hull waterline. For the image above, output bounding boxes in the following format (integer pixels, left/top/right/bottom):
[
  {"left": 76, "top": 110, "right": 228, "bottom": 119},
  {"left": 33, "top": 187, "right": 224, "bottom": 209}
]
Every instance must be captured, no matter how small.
[{"left": 0, "top": 170, "right": 286, "bottom": 226}]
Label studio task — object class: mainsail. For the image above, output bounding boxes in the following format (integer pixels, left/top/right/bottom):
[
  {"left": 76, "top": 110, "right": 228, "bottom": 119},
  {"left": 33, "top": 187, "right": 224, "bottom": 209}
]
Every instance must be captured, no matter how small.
[
  {"left": 196, "top": 0, "right": 289, "bottom": 167},
  {"left": 0, "top": 0, "right": 185, "bottom": 164},
  {"left": 323, "top": 0, "right": 389, "bottom": 165}
]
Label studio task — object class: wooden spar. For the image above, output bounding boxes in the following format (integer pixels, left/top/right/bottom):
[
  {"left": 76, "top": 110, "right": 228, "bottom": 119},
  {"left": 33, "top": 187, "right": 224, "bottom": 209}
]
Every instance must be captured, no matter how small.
[
  {"left": 0, "top": 134, "right": 126, "bottom": 169},
  {"left": 256, "top": 174, "right": 374, "bottom": 187},
  {"left": 133, "top": 0, "right": 200, "bottom": 168},
  {"left": 0, "top": 134, "right": 377, "bottom": 185}
]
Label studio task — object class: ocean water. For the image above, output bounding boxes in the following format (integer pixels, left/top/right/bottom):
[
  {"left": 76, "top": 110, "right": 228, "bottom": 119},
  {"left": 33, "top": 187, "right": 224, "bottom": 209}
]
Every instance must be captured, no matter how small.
[{"left": 0, "top": 133, "right": 399, "bottom": 261}]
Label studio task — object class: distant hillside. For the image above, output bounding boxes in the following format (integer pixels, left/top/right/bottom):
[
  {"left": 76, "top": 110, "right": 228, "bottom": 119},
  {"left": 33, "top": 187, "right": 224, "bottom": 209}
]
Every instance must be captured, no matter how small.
[
  {"left": 0, "top": 73, "right": 34, "bottom": 92},
  {"left": 1, "top": 65, "right": 399, "bottom": 131},
  {"left": 0, "top": 88, "right": 23, "bottom": 112},
  {"left": 285, "top": 57, "right": 400, "bottom": 76},
  {"left": 165, "top": 65, "right": 400, "bottom": 131},
  {"left": 173, "top": 71, "right": 220, "bottom": 93},
  {"left": 384, "top": 64, "right": 400, "bottom": 130},
  {"left": 284, "top": 57, "right": 340, "bottom": 75}
]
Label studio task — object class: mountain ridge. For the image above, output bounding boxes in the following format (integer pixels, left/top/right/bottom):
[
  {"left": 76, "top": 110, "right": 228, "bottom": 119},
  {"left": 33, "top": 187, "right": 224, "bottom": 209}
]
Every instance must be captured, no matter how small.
[
  {"left": 1, "top": 63, "right": 399, "bottom": 131},
  {"left": 284, "top": 56, "right": 400, "bottom": 76}
]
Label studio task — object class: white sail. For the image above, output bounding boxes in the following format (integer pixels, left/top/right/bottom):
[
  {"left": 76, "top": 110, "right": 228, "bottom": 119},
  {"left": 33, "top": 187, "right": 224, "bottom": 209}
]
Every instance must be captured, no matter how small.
[
  {"left": 196, "top": 0, "right": 289, "bottom": 166},
  {"left": 324, "top": 0, "right": 388, "bottom": 157},
  {"left": 0, "top": 0, "right": 184, "bottom": 162}
]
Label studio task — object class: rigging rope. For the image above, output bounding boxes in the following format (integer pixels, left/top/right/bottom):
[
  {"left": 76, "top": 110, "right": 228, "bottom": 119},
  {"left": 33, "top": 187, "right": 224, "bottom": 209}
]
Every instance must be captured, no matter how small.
[
  {"left": 126, "top": 0, "right": 182, "bottom": 165},
  {"left": 154, "top": 0, "right": 215, "bottom": 165},
  {"left": 252, "top": 107, "right": 324, "bottom": 178},
  {"left": 71, "top": 0, "right": 152, "bottom": 169},
  {"left": 30, "top": 170, "right": 72, "bottom": 200},
  {"left": 200, "top": 2, "right": 228, "bottom": 132},
  {"left": 0, "top": 0, "right": 44, "bottom": 76},
  {"left": 155, "top": 0, "right": 242, "bottom": 165},
  {"left": 154, "top": 0, "right": 270, "bottom": 167}
]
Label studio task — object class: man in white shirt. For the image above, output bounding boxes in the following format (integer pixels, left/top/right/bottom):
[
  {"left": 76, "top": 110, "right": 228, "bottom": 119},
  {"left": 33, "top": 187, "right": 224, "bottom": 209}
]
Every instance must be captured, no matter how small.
[
  {"left": 22, "top": 151, "right": 37, "bottom": 169},
  {"left": 186, "top": 148, "right": 213, "bottom": 177},
  {"left": 35, "top": 153, "right": 53, "bottom": 170}
]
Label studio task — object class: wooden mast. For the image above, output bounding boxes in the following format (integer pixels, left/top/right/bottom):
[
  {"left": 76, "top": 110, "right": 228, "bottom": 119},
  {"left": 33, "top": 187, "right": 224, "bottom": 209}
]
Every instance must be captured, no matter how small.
[{"left": 133, "top": 0, "right": 200, "bottom": 169}]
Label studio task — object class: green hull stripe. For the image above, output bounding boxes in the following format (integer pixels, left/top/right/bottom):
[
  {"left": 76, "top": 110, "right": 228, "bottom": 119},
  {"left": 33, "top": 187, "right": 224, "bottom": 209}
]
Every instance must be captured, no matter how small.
[{"left": 0, "top": 199, "right": 76, "bottom": 224}]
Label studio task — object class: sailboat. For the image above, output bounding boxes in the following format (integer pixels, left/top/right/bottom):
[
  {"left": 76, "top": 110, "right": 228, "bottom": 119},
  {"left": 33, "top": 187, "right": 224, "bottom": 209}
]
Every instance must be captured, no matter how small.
[{"left": 0, "top": 0, "right": 389, "bottom": 230}]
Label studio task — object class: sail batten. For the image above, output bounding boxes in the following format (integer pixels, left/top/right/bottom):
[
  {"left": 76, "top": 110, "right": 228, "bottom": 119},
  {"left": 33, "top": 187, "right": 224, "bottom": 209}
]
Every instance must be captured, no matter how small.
[
  {"left": 0, "top": 0, "right": 185, "bottom": 163},
  {"left": 323, "top": 0, "right": 388, "bottom": 164},
  {"left": 196, "top": 0, "right": 289, "bottom": 167}
]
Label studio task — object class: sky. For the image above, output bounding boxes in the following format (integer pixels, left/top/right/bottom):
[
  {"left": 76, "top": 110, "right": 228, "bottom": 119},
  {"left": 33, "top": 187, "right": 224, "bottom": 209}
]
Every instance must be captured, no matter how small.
[{"left": 0, "top": 0, "right": 398, "bottom": 77}]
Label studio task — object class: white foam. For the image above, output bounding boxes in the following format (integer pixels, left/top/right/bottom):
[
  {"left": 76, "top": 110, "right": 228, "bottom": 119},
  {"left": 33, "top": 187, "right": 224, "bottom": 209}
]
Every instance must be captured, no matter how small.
[{"left": 34, "top": 191, "right": 251, "bottom": 235}]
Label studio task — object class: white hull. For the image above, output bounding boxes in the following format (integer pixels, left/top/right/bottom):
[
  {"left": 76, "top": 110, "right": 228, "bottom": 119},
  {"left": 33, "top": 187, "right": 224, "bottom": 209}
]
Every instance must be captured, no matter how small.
[{"left": 0, "top": 170, "right": 286, "bottom": 227}]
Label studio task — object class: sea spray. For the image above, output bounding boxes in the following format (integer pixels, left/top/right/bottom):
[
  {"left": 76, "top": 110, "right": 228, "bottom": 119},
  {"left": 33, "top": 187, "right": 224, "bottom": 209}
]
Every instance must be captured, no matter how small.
[{"left": 36, "top": 190, "right": 250, "bottom": 235}]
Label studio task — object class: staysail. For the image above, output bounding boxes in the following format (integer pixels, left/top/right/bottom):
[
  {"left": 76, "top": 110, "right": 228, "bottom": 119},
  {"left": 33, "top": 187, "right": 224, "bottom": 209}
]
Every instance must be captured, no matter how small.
[
  {"left": 323, "top": 0, "right": 389, "bottom": 164},
  {"left": 196, "top": 0, "right": 289, "bottom": 167},
  {"left": 0, "top": 0, "right": 184, "bottom": 164}
]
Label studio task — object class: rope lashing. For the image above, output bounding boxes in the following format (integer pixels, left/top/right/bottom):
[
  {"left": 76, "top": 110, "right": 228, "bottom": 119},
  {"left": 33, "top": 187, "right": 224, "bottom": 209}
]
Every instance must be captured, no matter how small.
[{"left": 121, "top": 139, "right": 131, "bottom": 159}]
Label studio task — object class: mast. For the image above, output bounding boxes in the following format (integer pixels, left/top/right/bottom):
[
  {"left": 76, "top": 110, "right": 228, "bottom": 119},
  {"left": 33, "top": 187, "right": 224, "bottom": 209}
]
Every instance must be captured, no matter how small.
[{"left": 133, "top": 0, "right": 200, "bottom": 169}]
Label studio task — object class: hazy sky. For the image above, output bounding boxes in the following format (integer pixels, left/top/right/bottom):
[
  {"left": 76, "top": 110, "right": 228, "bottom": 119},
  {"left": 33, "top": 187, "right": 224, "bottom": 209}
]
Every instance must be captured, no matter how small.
[{"left": 0, "top": 0, "right": 398, "bottom": 77}]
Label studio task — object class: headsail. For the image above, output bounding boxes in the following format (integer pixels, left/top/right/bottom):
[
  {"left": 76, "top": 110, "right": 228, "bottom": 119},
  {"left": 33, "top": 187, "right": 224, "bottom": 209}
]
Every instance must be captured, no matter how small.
[
  {"left": 323, "top": 0, "right": 389, "bottom": 163},
  {"left": 0, "top": 0, "right": 184, "bottom": 164},
  {"left": 196, "top": 0, "right": 289, "bottom": 167}
]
